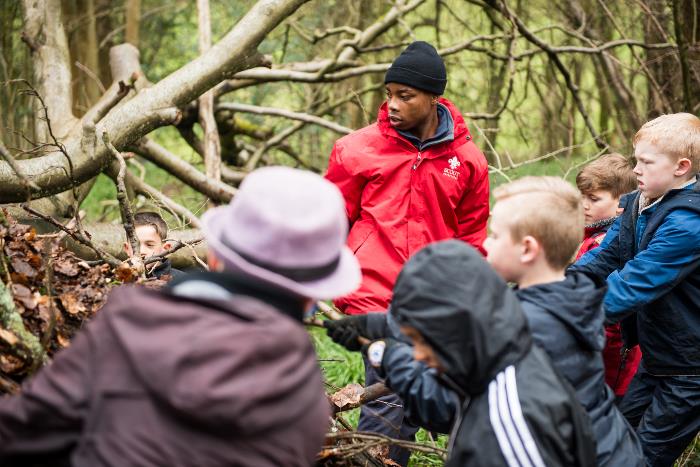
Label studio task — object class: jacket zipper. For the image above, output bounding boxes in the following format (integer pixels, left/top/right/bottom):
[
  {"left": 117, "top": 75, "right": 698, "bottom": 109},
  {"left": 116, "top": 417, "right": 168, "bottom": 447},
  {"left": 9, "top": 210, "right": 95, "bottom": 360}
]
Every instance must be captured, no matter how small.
[{"left": 412, "top": 151, "right": 422, "bottom": 170}]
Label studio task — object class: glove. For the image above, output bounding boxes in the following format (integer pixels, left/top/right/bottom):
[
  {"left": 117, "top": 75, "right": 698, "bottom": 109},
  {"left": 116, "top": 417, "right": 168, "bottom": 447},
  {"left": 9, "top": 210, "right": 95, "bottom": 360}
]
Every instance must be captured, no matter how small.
[{"left": 324, "top": 315, "right": 369, "bottom": 352}]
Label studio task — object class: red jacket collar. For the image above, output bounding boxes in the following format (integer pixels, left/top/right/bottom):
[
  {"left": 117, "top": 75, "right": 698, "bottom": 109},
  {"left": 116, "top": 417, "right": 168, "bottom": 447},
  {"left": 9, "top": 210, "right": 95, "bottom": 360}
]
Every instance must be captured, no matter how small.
[{"left": 377, "top": 97, "right": 471, "bottom": 148}]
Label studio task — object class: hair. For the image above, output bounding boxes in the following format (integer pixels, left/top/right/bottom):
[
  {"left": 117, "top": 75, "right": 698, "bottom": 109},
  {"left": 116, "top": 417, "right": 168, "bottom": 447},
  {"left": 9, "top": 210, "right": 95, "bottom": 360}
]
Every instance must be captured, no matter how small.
[
  {"left": 134, "top": 211, "right": 168, "bottom": 241},
  {"left": 576, "top": 153, "right": 637, "bottom": 198},
  {"left": 493, "top": 176, "right": 584, "bottom": 269},
  {"left": 634, "top": 112, "right": 700, "bottom": 177}
]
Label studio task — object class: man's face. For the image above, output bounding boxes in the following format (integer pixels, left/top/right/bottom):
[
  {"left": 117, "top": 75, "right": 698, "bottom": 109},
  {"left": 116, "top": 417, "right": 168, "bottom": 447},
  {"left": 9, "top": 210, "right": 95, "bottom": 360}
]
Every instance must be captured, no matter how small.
[
  {"left": 385, "top": 83, "right": 435, "bottom": 132},
  {"left": 633, "top": 140, "right": 689, "bottom": 200},
  {"left": 125, "top": 225, "right": 165, "bottom": 259},
  {"left": 484, "top": 200, "right": 524, "bottom": 284},
  {"left": 581, "top": 189, "right": 619, "bottom": 224},
  {"left": 400, "top": 325, "right": 445, "bottom": 372}
]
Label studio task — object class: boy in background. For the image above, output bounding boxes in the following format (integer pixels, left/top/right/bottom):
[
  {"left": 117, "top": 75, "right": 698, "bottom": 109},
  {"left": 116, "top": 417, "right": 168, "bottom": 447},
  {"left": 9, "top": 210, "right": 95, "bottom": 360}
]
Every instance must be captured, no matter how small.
[
  {"left": 124, "top": 211, "right": 183, "bottom": 279},
  {"left": 485, "top": 176, "right": 642, "bottom": 467},
  {"left": 574, "top": 113, "right": 700, "bottom": 466},
  {"left": 575, "top": 154, "right": 641, "bottom": 400}
]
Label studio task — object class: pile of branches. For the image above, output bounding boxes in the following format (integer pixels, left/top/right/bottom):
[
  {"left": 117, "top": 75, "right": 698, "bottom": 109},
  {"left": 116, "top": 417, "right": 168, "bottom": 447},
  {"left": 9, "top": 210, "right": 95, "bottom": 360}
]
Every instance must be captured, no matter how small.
[{"left": 0, "top": 210, "right": 165, "bottom": 394}]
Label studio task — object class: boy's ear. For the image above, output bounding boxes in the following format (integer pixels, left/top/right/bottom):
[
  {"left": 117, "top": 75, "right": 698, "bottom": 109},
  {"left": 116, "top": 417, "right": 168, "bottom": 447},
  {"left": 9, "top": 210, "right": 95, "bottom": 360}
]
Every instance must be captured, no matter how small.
[
  {"left": 675, "top": 158, "right": 692, "bottom": 177},
  {"left": 123, "top": 241, "right": 132, "bottom": 256},
  {"left": 520, "top": 235, "right": 541, "bottom": 264},
  {"left": 163, "top": 241, "right": 172, "bottom": 251}
]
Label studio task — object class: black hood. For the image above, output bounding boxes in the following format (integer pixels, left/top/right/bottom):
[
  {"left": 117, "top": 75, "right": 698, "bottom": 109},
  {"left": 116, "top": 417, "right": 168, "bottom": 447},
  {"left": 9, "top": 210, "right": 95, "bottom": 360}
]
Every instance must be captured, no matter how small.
[
  {"left": 390, "top": 240, "right": 532, "bottom": 394},
  {"left": 516, "top": 271, "right": 605, "bottom": 351}
]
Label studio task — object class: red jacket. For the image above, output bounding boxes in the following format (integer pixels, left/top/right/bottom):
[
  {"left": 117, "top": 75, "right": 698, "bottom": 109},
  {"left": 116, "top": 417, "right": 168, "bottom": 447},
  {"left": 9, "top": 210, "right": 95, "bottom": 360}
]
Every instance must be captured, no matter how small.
[
  {"left": 326, "top": 98, "right": 489, "bottom": 314},
  {"left": 576, "top": 220, "right": 642, "bottom": 397}
]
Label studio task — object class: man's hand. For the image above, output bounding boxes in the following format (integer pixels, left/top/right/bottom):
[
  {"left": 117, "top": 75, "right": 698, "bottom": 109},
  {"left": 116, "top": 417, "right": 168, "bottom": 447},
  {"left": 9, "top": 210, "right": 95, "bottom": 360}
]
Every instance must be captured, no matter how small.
[{"left": 324, "top": 316, "right": 369, "bottom": 351}]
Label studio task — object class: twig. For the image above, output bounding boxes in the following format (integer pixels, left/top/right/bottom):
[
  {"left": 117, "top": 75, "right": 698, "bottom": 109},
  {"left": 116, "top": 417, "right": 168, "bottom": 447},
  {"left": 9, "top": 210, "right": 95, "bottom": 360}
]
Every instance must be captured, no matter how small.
[
  {"left": 216, "top": 102, "right": 353, "bottom": 135},
  {"left": 322, "top": 431, "right": 447, "bottom": 459},
  {"left": 143, "top": 237, "right": 204, "bottom": 265},
  {"left": 20, "top": 205, "right": 121, "bottom": 267}
]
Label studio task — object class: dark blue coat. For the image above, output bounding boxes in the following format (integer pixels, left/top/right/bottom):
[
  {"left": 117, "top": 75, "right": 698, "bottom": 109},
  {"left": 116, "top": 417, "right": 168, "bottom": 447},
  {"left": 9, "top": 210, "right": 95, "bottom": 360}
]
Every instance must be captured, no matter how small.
[
  {"left": 516, "top": 273, "right": 642, "bottom": 467},
  {"left": 575, "top": 181, "right": 700, "bottom": 376}
]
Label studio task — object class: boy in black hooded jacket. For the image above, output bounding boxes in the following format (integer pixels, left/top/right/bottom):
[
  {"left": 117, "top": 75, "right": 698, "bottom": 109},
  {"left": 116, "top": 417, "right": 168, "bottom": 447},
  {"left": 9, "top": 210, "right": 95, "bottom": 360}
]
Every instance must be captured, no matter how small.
[{"left": 379, "top": 240, "right": 596, "bottom": 466}]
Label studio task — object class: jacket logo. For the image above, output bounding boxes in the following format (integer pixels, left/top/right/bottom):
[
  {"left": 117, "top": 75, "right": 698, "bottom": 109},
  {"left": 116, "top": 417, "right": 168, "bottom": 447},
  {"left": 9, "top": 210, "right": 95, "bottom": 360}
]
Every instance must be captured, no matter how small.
[{"left": 444, "top": 156, "right": 461, "bottom": 180}]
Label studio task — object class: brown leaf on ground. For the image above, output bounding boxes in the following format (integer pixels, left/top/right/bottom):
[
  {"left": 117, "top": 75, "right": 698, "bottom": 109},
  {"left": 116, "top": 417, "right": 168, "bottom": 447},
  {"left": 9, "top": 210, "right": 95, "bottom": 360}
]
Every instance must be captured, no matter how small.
[
  {"left": 115, "top": 261, "right": 139, "bottom": 283},
  {"left": 59, "top": 292, "right": 86, "bottom": 315},
  {"left": 10, "top": 257, "right": 37, "bottom": 278},
  {"left": 11, "top": 284, "right": 37, "bottom": 310},
  {"left": 329, "top": 383, "right": 365, "bottom": 410},
  {"left": 0, "top": 329, "right": 19, "bottom": 346},
  {"left": 55, "top": 259, "right": 79, "bottom": 277}
]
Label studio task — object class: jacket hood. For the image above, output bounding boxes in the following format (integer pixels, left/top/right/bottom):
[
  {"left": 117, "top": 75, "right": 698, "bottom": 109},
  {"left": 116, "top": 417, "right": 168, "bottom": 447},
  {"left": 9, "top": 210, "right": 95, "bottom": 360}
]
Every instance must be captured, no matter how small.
[
  {"left": 390, "top": 240, "right": 531, "bottom": 394},
  {"left": 516, "top": 271, "right": 606, "bottom": 351},
  {"left": 377, "top": 97, "right": 471, "bottom": 144},
  {"left": 103, "top": 283, "right": 326, "bottom": 434}
]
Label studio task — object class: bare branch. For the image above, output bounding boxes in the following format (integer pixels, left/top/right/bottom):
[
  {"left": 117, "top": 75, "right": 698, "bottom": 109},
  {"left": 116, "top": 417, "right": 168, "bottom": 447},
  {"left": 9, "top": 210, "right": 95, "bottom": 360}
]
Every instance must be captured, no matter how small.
[
  {"left": 102, "top": 132, "right": 143, "bottom": 273},
  {"left": 130, "top": 138, "right": 237, "bottom": 203},
  {"left": 217, "top": 103, "right": 352, "bottom": 135}
]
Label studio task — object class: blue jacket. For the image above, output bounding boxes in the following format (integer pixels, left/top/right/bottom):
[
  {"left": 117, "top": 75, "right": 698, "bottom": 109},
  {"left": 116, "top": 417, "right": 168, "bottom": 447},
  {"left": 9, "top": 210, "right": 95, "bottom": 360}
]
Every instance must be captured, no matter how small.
[
  {"left": 575, "top": 179, "right": 700, "bottom": 376},
  {"left": 516, "top": 273, "right": 642, "bottom": 467},
  {"left": 363, "top": 312, "right": 459, "bottom": 433}
]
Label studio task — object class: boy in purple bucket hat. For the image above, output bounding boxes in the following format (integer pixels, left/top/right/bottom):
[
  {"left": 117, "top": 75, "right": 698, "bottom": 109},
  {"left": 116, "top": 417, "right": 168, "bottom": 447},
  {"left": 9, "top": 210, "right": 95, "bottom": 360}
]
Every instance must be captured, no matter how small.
[{"left": 0, "top": 166, "right": 361, "bottom": 467}]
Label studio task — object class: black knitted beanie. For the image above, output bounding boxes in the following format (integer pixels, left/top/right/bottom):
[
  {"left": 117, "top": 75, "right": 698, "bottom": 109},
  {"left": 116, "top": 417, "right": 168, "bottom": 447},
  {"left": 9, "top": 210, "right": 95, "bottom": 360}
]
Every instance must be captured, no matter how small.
[{"left": 384, "top": 41, "right": 447, "bottom": 95}]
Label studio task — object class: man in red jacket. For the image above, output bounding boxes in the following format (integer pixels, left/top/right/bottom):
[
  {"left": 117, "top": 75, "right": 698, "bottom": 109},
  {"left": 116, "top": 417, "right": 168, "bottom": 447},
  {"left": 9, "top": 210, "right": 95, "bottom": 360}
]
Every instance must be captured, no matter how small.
[
  {"left": 326, "top": 41, "right": 489, "bottom": 316},
  {"left": 325, "top": 41, "right": 489, "bottom": 466}
]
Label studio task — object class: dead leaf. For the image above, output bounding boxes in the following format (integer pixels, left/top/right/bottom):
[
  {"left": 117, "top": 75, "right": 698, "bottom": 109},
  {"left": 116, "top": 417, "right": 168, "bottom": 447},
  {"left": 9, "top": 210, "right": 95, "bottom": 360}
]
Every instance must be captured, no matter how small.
[
  {"left": 11, "top": 257, "right": 37, "bottom": 278},
  {"left": 115, "top": 261, "right": 139, "bottom": 283},
  {"left": 55, "top": 260, "right": 79, "bottom": 277},
  {"left": 0, "top": 329, "right": 18, "bottom": 346},
  {"left": 329, "top": 383, "right": 365, "bottom": 409},
  {"left": 59, "top": 292, "right": 86, "bottom": 315}
]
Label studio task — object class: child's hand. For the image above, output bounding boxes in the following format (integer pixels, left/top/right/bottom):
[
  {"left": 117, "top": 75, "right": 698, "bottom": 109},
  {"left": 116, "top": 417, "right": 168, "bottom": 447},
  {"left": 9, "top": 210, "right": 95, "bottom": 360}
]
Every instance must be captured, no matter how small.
[{"left": 324, "top": 316, "right": 369, "bottom": 351}]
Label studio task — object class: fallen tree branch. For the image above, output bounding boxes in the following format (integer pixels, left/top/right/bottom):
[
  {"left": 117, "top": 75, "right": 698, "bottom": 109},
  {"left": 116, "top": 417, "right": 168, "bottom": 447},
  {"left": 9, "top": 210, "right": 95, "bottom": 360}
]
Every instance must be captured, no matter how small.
[
  {"left": 0, "top": 139, "right": 40, "bottom": 194},
  {"left": 0, "top": 0, "right": 309, "bottom": 203}
]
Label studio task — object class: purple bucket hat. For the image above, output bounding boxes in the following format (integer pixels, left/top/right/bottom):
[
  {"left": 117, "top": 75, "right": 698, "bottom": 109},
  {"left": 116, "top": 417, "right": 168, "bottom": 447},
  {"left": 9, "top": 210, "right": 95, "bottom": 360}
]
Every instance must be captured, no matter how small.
[{"left": 201, "top": 166, "right": 361, "bottom": 299}]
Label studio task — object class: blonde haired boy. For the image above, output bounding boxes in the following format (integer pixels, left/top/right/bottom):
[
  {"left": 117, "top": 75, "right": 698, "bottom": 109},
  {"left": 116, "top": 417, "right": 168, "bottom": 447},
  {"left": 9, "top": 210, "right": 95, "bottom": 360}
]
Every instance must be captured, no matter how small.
[
  {"left": 574, "top": 113, "right": 700, "bottom": 466},
  {"left": 486, "top": 176, "right": 643, "bottom": 467}
]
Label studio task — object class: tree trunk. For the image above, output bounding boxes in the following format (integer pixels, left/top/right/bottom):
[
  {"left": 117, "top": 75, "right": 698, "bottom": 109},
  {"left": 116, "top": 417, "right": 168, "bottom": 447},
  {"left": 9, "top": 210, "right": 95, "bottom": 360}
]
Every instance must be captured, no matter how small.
[{"left": 125, "top": 0, "right": 141, "bottom": 47}]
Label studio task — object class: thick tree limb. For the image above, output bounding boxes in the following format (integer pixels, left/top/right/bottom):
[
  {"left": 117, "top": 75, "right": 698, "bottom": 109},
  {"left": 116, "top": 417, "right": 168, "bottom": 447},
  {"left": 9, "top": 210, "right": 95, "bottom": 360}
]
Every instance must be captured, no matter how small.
[
  {"left": 217, "top": 103, "right": 352, "bottom": 135},
  {"left": 0, "top": 140, "right": 40, "bottom": 193},
  {"left": 130, "top": 138, "right": 236, "bottom": 202},
  {"left": 0, "top": 0, "right": 309, "bottom": 203}
]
